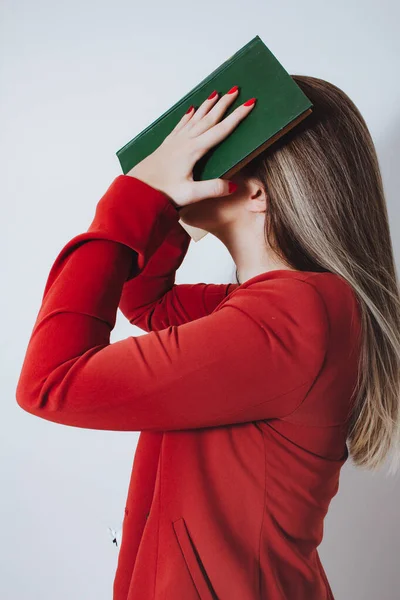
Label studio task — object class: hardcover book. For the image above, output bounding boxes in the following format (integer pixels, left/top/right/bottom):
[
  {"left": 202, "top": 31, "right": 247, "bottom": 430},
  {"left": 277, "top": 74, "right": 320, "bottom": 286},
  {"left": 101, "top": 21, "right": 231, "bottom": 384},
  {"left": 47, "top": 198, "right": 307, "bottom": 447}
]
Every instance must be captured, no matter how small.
[{"left": 116, "top": 34, "right": 313, "bottom": 241}]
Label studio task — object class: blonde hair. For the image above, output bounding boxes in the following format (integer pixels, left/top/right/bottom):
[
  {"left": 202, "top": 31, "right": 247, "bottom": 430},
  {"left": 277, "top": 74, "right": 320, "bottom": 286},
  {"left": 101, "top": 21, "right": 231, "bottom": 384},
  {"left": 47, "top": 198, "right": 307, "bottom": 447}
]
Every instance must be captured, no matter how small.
[{"left": 240, "top": 75, "right": 400, "bottom": 475}]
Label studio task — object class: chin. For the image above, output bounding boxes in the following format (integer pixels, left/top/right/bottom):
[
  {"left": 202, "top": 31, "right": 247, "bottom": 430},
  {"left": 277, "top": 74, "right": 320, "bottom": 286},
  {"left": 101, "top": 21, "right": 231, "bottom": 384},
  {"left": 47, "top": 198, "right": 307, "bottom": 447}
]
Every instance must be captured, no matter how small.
[
  {"left": 178, "top": 197, "right": 225, "bottom": 233},
  {"left": 179, "top": 210, "right": 209, "bottom": 232}
]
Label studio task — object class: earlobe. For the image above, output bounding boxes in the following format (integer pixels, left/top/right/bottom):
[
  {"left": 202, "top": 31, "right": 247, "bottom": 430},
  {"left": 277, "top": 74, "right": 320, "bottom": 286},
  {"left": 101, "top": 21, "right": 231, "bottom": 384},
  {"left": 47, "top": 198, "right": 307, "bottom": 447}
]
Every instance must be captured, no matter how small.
[
  {"left": 245, "top": 177, "right": 268, "bottom": 212},
  {"left": 249, "top": 190, "right": 268, "bottom": 214}
]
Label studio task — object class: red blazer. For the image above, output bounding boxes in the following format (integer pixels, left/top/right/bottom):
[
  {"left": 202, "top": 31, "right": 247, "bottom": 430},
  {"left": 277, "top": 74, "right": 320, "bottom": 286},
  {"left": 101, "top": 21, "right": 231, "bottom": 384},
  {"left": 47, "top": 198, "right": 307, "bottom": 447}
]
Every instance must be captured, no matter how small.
[{"left": 16, "top": 175, "right": 361, "bottom": 600}]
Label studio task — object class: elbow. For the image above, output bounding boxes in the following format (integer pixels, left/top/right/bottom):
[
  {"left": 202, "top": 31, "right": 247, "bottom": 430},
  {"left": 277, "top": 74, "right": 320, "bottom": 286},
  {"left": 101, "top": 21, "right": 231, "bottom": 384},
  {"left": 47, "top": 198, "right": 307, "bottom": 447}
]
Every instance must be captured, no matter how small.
[
  {"left": 15, "top": 363, "right": 91, "bottom": 429},
  {"left": 16, "top": 345, "right": 71, "bottom": 417},
  {"left": 15, "top": 373, "right": 74, "bottom": 427},
  {"left": 15, "top": 352, "right": 60, "bottom": 418},
  {"left": 16, "top": 370, "right": 47, "bottom": 416}
]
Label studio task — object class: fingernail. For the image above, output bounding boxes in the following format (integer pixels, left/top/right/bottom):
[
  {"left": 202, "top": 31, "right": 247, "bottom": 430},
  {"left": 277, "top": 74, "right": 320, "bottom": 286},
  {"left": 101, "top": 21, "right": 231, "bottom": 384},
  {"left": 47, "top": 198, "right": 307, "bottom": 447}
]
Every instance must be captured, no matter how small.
[
  {"left": 228, "top": 181, "right": 238, "bottom": 193},
  {"left": 243, "top": 97, "right": 256, "bottom": 106},
  {"left": 227, "top": 85, "right": 239, "bottom": 94},
  {"left": 207, "top": 90, "right": 218, "bottom": 100},
  {"left": 185, "top": 105, "right": 194, "bottom": 114}
]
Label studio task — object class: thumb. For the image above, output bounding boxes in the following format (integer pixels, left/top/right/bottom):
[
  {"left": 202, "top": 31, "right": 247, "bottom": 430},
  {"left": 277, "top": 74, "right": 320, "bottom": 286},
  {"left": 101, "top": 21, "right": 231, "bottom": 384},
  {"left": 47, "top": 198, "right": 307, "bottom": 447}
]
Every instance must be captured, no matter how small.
[{"left": 188, "top": 178, "right": 238, "bottom": 203}]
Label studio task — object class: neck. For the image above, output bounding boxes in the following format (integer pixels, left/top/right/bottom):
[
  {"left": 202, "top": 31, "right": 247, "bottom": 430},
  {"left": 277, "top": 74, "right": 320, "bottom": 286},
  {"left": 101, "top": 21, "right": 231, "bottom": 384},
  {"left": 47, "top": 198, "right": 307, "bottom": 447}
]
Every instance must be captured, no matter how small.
[{"left": 214, "top": 223, "right": 295, "bottom": 286}]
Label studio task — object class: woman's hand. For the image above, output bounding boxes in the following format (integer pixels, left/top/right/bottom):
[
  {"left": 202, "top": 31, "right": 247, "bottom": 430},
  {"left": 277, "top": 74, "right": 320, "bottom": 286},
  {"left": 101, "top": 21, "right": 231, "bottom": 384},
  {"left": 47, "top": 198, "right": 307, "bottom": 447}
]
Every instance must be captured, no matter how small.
[{"left": 127, "top": 86, "right": 256, "bottom": 208}]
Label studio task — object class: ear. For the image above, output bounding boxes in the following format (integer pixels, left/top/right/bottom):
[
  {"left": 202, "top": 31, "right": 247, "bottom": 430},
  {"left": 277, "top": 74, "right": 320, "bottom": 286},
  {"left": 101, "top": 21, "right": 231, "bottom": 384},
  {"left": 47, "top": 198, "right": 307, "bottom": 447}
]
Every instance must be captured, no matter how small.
[{"left": 246, "top": 177, "right": 268, "bottom": 214}]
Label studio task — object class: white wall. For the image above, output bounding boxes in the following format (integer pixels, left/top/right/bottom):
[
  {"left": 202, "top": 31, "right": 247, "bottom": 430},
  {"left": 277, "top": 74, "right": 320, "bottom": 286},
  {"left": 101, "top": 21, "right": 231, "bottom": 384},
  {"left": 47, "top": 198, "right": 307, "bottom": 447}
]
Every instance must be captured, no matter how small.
[{"left": 1, "top": 1, "right": 399, "bottom": 598}]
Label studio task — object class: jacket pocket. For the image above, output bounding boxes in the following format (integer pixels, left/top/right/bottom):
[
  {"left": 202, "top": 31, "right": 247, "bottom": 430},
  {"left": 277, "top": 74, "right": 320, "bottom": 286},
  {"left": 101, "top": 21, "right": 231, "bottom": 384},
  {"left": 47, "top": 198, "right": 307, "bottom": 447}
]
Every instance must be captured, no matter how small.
[{"left": 172, "top": 517, "right": 217, "bottom": 600}]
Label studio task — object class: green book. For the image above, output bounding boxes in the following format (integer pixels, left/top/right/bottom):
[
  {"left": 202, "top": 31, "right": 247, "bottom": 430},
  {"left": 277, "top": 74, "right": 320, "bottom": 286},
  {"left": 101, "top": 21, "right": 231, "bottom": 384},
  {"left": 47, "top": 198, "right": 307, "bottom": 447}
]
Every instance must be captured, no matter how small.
[{"left": 116, "top": 34, "right": 312, "bottom": 241}]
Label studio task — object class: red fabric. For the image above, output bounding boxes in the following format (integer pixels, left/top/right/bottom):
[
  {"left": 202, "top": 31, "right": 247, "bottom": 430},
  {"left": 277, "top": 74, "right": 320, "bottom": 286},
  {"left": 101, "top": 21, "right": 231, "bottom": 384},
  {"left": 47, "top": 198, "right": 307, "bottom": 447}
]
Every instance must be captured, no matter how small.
[{"left": 16, "top": 175, "right": 362, "bottom": 599}]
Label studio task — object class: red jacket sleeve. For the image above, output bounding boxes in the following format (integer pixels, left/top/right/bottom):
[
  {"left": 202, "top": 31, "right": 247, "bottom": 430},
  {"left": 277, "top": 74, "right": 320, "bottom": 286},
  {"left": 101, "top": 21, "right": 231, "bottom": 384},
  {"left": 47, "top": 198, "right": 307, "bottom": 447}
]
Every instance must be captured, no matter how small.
[
  {"left": 16, "top": 174, "right": 329, "bottom": 432},
  {"left": 118, "top": 212, "right": 238, "bottom": 331}
]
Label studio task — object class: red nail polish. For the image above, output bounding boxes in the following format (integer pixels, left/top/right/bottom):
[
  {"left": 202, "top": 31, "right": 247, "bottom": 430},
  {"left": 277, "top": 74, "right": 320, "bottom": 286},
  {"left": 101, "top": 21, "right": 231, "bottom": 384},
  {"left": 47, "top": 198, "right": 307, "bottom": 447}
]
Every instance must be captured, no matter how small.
[
  {"left": 185, "top": 105, "right": 194, "bottom": 114},
  {"left": 243, "top": 97, "right": 256, "bottom": 106},
  {"left": 208, "top": 90, "right": 218, "bottom": 100},
  {"left": 227, "top": 85, "right": 239, "bottom": 94},
  {"left": 228, "top": 181, "right": 238, "bottom": 193}
]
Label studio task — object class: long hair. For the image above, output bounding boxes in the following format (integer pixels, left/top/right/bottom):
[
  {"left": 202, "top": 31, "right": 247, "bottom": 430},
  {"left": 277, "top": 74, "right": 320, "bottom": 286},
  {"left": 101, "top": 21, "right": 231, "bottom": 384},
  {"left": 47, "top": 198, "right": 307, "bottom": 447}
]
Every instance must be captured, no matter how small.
[{"left": 237, "top": 75, "right": 400, "bottom": 475}]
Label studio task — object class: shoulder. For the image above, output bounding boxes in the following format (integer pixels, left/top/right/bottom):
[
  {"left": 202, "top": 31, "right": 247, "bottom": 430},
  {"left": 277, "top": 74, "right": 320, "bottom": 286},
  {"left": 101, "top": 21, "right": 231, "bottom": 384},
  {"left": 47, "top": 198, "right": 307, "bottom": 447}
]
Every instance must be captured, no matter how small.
[
  {"left": 229, "top": 271, "right": 357, "bottom": 313},
  {"left": 211, "top": 271, "right": 360, "bottom": 383},
  {"left": 220, "top": 270, "right": 360, "bottom": 341},
  {"left": 224, "top": 273, "right": 330, "bottom": 316},
  {"left": 220, "top": 274, "right": 330, "bottom": 344},
  {"left": 213, "top": 274, "right": 330, "bottom": 381}
]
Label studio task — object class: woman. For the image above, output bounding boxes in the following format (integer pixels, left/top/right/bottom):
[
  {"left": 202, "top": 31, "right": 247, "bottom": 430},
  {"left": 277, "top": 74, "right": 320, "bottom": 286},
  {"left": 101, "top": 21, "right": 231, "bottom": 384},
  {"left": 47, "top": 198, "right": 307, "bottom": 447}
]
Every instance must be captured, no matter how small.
[{"left": 16, "top": 77, "right": 400, "bottom": 599}]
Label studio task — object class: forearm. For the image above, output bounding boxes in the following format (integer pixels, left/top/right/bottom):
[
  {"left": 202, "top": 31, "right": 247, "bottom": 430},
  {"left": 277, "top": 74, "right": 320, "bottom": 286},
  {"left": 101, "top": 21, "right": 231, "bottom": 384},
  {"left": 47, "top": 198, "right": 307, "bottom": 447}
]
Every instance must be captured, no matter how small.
[
  {"left": 16, "top": 175, "right": 181, "bottom": 429},
  {"left": 17, "top": 239, "right": 132, "bottom": 419}
]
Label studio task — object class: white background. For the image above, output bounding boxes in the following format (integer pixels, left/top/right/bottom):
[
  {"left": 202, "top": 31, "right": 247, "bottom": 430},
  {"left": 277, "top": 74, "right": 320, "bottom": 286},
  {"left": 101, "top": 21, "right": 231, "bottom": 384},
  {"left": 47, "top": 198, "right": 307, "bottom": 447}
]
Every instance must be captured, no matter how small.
[{"left": 1, "top": 1, "right": 399, "bottom": 598}]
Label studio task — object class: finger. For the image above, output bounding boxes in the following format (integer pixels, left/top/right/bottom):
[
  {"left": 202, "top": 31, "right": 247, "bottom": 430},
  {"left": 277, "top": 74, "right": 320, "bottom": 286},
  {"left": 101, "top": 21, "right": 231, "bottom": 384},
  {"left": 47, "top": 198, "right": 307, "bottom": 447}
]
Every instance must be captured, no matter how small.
[
  {"left": 171, "top": 104, "right": 196, "bottom": 134},
  {"left": 189, "top": 86, "right": 240, "bottom": 136},
  {"left": 187, "top": 89, "right": 220, "bottom": 125},
  {"left": 170, "top": 86, "right": 238, "bottom": 136},
  {"left": 185, "top": 178, "right": 237, "bottom": 204},
  {"left": 195, "top": 98, "right": 256, "bottom": 152}
]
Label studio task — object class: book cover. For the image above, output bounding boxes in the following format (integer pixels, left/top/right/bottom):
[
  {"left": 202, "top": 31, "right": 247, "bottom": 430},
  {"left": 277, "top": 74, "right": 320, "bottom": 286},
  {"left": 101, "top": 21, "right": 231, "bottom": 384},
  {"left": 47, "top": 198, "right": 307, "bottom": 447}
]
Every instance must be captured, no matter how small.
[{"left": 116, "top": 35, "right": 313, "bottom": 241}]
